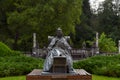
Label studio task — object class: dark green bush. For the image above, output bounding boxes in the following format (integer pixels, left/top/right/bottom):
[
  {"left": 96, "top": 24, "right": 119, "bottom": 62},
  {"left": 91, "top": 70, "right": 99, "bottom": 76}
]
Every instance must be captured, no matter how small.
[
  {"left": 0, "top": 42, "right": 12, "bottom": 56},
  {"left": 73, "top": 55, "right": 120, "bottom": 77},
  {"left": 0, "top": 42, "right": 22, "bottom": 57},
  {"left": 0, "top": 56, "right": 44, "bottom": 77},
  {"left": 0, "top": 42, "right": 44, "bottom": 77}
]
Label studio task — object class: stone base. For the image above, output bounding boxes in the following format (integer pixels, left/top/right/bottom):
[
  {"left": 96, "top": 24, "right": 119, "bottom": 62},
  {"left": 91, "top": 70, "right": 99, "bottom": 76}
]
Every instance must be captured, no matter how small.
[{"left": 26, "top": 69, "right": 92, "bottom": 80}]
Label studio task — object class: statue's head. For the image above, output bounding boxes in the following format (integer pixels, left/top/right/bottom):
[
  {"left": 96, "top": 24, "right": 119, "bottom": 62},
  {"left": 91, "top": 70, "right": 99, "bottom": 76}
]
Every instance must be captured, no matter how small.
[{"left": 56, "top": 27, "right": 63, "bottom": 38}]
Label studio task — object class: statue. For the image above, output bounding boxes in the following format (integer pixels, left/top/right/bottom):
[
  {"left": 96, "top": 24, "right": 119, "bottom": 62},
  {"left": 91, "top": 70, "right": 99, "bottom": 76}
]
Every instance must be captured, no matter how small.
[
  {"left": 43, "top": 28, "right": 75, "bottom": 73},
  {"left": 27, "top": 28, "right": 92, "bottom": 80}
]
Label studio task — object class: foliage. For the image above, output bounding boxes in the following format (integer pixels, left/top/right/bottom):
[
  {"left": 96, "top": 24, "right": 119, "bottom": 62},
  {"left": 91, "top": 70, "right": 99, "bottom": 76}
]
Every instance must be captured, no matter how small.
[
  {"left": 0, "top": 56, "right": 44, "bottom": 77},
  {"left": 0, "top": 42, "right": 12, "bottom": 55},
  {"left": 97, "top": 0, "right": 120, "bottom": 43},
  {"left": 0, "top": 42, "right": 22, "bottom": 56},
  {"left": 0, "top": 42, "right": 44, "bottom": 77},
  {"left": 75, "top": 0, "right": 94, "bottom": 48},
  {"left": 99, "top": 33, "right": 117, "bottom": 52},
  {"left": 73, "top": 55, "right": 120, "bottom": 77},
  {"left": 0, "top": 0, "right": 83, "bottom": 51}
]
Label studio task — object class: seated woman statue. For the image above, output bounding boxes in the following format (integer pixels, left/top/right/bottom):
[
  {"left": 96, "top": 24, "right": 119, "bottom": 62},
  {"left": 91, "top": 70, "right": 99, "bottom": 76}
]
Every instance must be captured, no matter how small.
[{"left": 43, "top": 28, "right": 75, "bottom": 73}]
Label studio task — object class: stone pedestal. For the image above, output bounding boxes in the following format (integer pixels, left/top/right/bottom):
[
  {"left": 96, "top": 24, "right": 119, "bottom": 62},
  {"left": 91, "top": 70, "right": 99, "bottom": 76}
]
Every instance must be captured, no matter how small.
[
  {"left": 26, "top": 69, "right": 92, "bottom": 80},
  {"left": 52, "top": 57, "right": 67, "bottom": 73}
]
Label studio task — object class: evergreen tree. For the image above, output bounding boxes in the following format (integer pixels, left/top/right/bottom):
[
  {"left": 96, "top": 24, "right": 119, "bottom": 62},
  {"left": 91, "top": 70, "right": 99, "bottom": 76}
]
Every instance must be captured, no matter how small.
[
  {"left": 75, "top": 0, "right": 94, "bottom": 48},
  {"left": 97, "top": 0, "right": 120, "bottom": 43}
]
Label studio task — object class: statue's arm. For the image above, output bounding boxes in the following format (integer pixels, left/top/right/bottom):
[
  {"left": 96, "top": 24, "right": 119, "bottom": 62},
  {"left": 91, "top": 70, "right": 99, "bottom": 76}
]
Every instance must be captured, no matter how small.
[
  {"left": 48, "top": 38, "right": 56, "bottom": 50},
  {"left": 63, "top": 38, "right": 72, "bottom": 50}
]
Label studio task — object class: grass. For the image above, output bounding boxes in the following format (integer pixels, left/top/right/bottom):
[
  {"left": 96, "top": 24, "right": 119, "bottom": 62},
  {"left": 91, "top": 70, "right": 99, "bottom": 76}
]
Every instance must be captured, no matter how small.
[
  {"left": 0, "top": 76, "right": 25, "bottom": 80},
  {"left": 0, "top": 75, "right": 120, "bottom": 80},
  {"left": 92, "top": 75, "right": 120, "bottom": 80}
]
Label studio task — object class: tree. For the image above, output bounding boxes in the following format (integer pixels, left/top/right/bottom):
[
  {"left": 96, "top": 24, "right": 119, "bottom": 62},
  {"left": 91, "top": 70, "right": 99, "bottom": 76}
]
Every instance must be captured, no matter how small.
[
  {"left": 6, "top": 0, "right": 83, "bottom": 50},
  {"left": 99, "top": 33, "right": 117, "bottom": 52},
  {"left": 97, "top": 0, "right": 120, "bottom": 43},
  {"left": 75, "top": 0, "right": 94, "bottom": 48}
]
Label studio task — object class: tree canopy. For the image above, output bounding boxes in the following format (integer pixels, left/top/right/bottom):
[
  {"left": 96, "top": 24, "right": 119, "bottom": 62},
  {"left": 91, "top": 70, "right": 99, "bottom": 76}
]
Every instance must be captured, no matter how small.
[
  {"left": 0, "top": 0, "right": 119, "bottom": 52},
  {"left": 97, "top": 0, "right": 120, "bottom": 42},
  {"left": 0, "top": 0, "right": 83, "bottom": 50},
  {"left": 75, "top": 0, "right": 94, "bottom": 48}
]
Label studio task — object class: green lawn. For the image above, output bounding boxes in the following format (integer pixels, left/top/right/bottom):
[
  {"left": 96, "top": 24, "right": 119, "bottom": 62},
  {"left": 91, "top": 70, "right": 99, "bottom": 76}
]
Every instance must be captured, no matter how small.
[
  {"left": 0, "top": 76, "right": 25, "bottom": 80},
  {"left": 92, "top": 75, "right": 120, "bottom": 80},
  {"left": 0, "top": 75, "right": 120, "bottom": 80}
]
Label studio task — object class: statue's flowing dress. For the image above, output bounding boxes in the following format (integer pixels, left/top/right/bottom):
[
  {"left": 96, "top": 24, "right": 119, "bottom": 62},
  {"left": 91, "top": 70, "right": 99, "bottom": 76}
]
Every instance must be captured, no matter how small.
[{"left": 43, "top": 37, "right": 74, "bottom": 72}]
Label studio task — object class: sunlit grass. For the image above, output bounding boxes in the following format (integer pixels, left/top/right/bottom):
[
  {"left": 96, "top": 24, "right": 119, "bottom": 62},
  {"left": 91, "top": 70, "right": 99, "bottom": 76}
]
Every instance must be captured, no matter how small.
[
  {"left": 92, "top": 75, "right": 120, "bottom": 80},
  {"left": 0, "top": 76, "right": 25, "bottom": 80}
]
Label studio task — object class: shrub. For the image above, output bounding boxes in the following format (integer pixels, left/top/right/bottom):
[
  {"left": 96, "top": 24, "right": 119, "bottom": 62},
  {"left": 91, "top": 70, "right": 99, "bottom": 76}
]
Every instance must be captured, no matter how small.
[
  {"left": 0, "top": 42, "right": 44, "bottom": 77},
  {"left": 0, "top": 42, "right": 12, "bottom": 56},
  {"left": 73, "top": 55, "right": 120, "bottom": 77},
  {"left": 0, "top": 42, "right": 21, "bottom": 56},
  {"left": 0, "top": 56, "right": 44, "bottom": 77},
  {"left": 99, "top": 33, "right": 117, "bottom": 52}
]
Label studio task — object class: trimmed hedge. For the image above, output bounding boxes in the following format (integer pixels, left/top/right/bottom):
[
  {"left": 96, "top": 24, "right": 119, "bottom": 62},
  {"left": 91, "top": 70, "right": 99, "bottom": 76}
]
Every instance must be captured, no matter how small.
[
  {"left": 0, "top": 42, "right": 22, "bottom": 57},
  {"left": 0, "top": 42, "right": 44, "bottom": 77},
  {"left": 0, "top": 42, "right": 12, "bottom": 56},
  {"left": 0, "top": 56, "right": 44, "bottom": 77},
  {"left": 73, "top": 55, "right": 120, "bottom": 77}
]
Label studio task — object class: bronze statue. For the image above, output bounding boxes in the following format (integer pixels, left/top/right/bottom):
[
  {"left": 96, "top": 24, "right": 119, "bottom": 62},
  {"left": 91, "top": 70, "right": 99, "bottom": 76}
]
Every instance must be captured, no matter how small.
[{"left": 43, "top": 28, "right": 74, "bottom": 73}]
